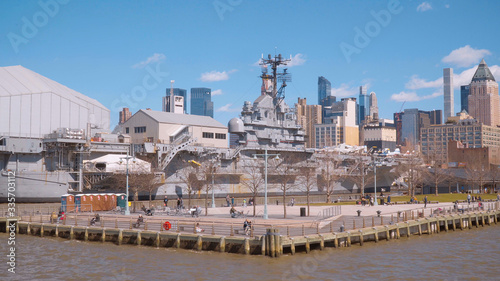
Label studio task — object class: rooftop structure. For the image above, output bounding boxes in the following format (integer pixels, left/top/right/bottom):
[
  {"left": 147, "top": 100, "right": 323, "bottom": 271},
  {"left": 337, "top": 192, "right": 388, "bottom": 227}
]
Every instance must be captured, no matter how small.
[{"left": 468, "top": 59, "right": 499, "bottom": 127}]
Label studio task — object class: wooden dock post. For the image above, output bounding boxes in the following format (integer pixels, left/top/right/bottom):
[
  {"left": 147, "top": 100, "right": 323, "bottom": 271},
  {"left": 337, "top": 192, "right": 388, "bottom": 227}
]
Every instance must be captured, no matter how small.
[
  {"left": 406, "top": 222, "right": 410, "bottom": 237},
  {"left": 27, "top": 223, "right": 31, "bottom": 235},
  {"left": 220, "top": 237, "right": 226, "bottom": 253},
  {"left": 305, "top": 237, "right": 310, "bottom": 253},
  {"left": 137, "top": 231, "right": 141, "bottom": 246},
  {"left": 118, "top": 229, "right": 123, "bottom": 245},
  {"left": 347, "top": 232, "right": 351, "bottom": 247},
  {"left": 396, "top": 224, "right": 400, "bottom": 239},
  {"left": 418, "top": 222, "right": 422, "bottom": 236},
  {"left": 452, "top": 217, "right": 456, "bottom": 231},
  {"left": 334, "top": 234, "right": 339, "bottom": 248},
  {"left": 385, "top": 226, "right": 389, "bottom": 241},
  {"left": 175, "top": 233, "right": 180, "bottom": 248},
  {"left": 244, "top": 238, "right": 250, "bottom": 255},
  {"left": 40, "top": 224, "right": 44, "bottom": 237},
  {"left": 444, "top": 218, "right": 448, "bottom": 232},
  {"left": 374, "top": 229, "right": 379, "bottom": 243},
  {"left": 270, "top": 232, "right": 276, "bottom": 257},
  {"left": 102, "top": 229, "right": 106, "bottom": 243},
  {"left": 55, "top": 225, "right": 58, "bottom": 238},
  {"left": 290, "top": 238, "right": 295, "bottom": 255},
  {"left": 319, "top": 235, "right": 324, "bottom": 250},
  {"left": 70, "top": 226, "right": 74, "bottom": 240},
  {"left": 475, "top": 214, "right": 479, "bottom": 228},
  {"left": 230, "top": 223, "right": 234, "bottom": 236},
  {"left": 260, "top": 235, "right": 265, "bottom": 256},
  {"left": 353, "top": 219, "right": 356, "bottom": 230},
  {"left": 156, "top": 232, "right": 160, "bottom": 248},
  {"left": 84, "top": 227, "right": 88, "bottom": 241},
  {"left": 359, "top": 230, "right": 364, "bottom": 246},
  {"left": 196, "top": 235, "right": 202, "bottom": 251}
]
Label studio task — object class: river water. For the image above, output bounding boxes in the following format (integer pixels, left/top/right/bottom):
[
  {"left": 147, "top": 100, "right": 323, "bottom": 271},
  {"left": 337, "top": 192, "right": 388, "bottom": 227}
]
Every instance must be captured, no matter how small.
[{"left": 1, "top": 225, "right": 499, "bottom": 280}]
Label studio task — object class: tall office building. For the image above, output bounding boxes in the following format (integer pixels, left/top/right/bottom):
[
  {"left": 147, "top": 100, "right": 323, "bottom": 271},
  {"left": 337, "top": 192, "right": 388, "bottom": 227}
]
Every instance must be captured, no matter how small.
[
  {"left": 369, "top": 91, "right": 378, "bottom": 120},
  {"left": 358, "top": 86, "right": 370, "bottom": 124},
  {"left": 317, "top": 98, "right": 359, "bottom": 146},
  {"left": 460, "top": 85, "right": 470, "bottom": 113},
  {"left": 162, "top": 88, "right": 187, "bottom": 113},
  {"left": 318, "top": 76, "right": 331, "bottom": 105},
  {"left": 443, "top": 68, "right": 454, "bottom": 120},
  {"left": 468, "top": 59, "right": 499, "bottom": 127},
  {"left": 396, "top": 108, "right": 442, "bottom": 146},
  {"left": 191, "top": 88, "right": 213, "bottom": 118},
  {"left": 295, "top": 98, "right": 322, "bottom": 148}
]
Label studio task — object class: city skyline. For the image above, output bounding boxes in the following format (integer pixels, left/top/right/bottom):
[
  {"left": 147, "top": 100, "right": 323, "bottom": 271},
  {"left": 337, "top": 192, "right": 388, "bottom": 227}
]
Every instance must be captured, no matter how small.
[{"left": 1, "top": 1, "right": 500, "bottom": 129}]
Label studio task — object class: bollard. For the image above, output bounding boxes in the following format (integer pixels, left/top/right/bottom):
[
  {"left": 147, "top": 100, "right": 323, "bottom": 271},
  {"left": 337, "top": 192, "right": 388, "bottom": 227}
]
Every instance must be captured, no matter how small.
[
  {"left": 40, "top": 224, "right": 44, "bottom": 237},
  {"left": 244, "top": 238, "right": 250, "bottom": 255},
  {"left": 250, "top": 225, "right": 254, "bottom": 238},
  {"left": 137, "top": 231, "right": 141, "bottom": 246}
]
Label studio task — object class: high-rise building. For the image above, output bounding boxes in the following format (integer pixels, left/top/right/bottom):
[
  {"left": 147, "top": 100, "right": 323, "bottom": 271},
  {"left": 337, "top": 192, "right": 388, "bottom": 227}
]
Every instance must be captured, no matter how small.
[
  {"left": 443, "top": 68, "right": 454, "bottom": 120},
  {"left": 318, "top": 76, "right": 331, "bottom": 105},
  {"left": 162, "top": 88, "right": 187, "bottom": 113},
  {"left": 119, "top": 108, "right": 132, "bottom": 125},
  {"left": 460, "top": 85, "right": 470, "bottom": 113},
  {"left": 317, "top": 98, "right": 359, "bottom": 146},
  {"left": 320, "top": 95, "right": 336, "bottom": 121},
  {"left": 467, "top": 59, "right": 499, "bottom": 127},
  {"left": 295, "top": 98, "right": 322, "bottom": 148},
  {"left": 190, "top": 88, "right": 213, "bottom": 118},
  {"left": 358, "top": 86, "right": 370, "bottom": 124},
  {"left": 361, "top": 119, "right": 396, "bottom": 151},
  {"left": 396, "top": 108, "right": 442, "bottom": 146},
  {"left": 369, "top": 91, "right": 378, "bottom": 120}
]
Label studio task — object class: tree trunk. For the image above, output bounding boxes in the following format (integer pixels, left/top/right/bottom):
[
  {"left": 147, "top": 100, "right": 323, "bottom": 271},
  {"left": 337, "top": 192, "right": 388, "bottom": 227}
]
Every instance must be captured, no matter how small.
[
  {"left": 283, "top": 191, "right": 287, "bottom": 219},
  {"left": 307, "top": 190, "right": 310, "bottom": 217},
  {"left": 435, "top": 180, "right": 438, "bottom": 196},
  {"left": 205, "top": 189, "right": 209, "bottom": 216},
  {"left": 326, "top": 192, "right": 331, "bottom": 203},
  {"left": 253, "top": 194, "right": 256, "bottom": 217}
]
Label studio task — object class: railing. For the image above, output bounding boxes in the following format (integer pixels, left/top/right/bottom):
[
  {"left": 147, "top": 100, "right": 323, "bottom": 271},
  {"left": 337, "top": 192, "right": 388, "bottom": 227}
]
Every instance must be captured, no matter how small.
[{"left": 321, "top": 205, "right": 342, "bottom": 218}]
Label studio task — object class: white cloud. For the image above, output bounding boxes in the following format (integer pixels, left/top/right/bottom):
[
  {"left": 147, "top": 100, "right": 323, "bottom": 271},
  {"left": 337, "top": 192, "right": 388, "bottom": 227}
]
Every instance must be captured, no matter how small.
[
  {"left": 287, "top": 53, "right": 306, "bottom": 67},
  {"left": 405, "top": 75, "right": 442, "bottom": 90},
  {"left": 416, "top": 2, "right": 432, "bottom": 12},
  {"left": 200, "top": 70, "right": 237, "bottom": 82},
  {"left": 391, "top": 91, "right": 442, "bottom": 102},
  {"left": 212, "top": 89, "right": 223, "bottom": 96},
  {"left": 442, "top": 45, "right": 491, "bottom": 68},
  {"left": 331, "top": 83, "right": 358, "bottom": 98},
  {"left": 216, "top": 103, "right": 239, "bottom": 112},
  {"left": 132, "top": 53, "right": 166, "bottom": 69}
]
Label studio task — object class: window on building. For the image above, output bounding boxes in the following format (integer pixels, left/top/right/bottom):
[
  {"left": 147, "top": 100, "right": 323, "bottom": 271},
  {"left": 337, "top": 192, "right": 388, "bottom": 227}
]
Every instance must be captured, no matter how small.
[
  {"left": 126, "top": 127, "right": 129, "bottom": 134},
  {"left": 215, "top": 133, "right": 226, "bottom": 139},
  {"left": 203, "top": 132, "right": 214, "bottom": 139},
  {"left": 134, "top": 126, "right": 146, "bottom": 133}
]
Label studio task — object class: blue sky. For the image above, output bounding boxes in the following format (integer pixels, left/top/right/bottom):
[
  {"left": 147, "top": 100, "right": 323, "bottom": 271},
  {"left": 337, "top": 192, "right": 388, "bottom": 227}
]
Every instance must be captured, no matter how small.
[{"left": 2, "top": 0, "right": 500, "bottom": 129}]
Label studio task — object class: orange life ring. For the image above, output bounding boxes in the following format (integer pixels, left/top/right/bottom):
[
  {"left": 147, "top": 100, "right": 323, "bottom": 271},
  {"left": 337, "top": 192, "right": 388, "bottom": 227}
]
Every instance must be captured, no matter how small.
[{"left": 163, "top": 221, "right": 171, "bottom": 231}]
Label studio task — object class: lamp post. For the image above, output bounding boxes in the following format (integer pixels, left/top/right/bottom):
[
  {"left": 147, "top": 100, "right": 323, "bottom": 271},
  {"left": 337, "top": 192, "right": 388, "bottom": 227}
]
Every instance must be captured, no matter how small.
[
  {"left": 210, "top": 157, "right": 219, "bottom": 208},
  {"left": 120, "top": 150, "right": 135, "bottom": 215},
  {"left": 373, "top": 156, "right": 378, "bottom": 206},
  {"left": 253, "top": 146, "right": 280, "bottom": 220}
]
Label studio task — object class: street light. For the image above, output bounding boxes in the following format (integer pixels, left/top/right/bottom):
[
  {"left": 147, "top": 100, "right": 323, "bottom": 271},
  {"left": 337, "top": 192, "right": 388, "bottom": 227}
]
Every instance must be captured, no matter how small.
[
  {"left": 253, "top": 146, "right": 280, "bottom": 220},
  {"left": 210, "top": 157, "right": 219, "bottom": 208},
  {"left": 120, "top": 150, "right": 135, "bottom": 215}
]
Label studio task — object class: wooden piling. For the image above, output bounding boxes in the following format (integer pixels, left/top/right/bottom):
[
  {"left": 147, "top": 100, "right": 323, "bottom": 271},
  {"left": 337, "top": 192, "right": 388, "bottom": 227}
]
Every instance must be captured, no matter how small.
[
  {"left": 156, "top": 232, "right": 160, "bottom": 248},
  {"left": 385, "top": 226, "right": 389, "bottom": 241},
  {"left": 137, "top": 231, "right": 141, "bottom": 246},
  {"left": 55, "top": 225, "right": 58, "bottom": 238},
  {"left": 102, "top": 229, "right": 106, "bottom": 243},
  {"left": 196, "top": 235, "right": 202, "bottom": 251},
  {"left": 84, "top": 228, "right": 88, "bottom": 241},
  {"left": 347, "top": 232, "right": 351, "bottom": 247},
  {"left": 260, "top": 235, "right": 265, "bottom": 256},
  {"left": 40, "top": 224, "right": 44, "bottom": 237},
  {"left": 244, "top": 238, "right": 250, "bottom": 255},
  {"left": 70, "top": 226, "right": 74, "bottom": 240},
  {"left": 359, "top": 230, "right": 364, "bottom": 246},
  {"left": 334, "top": 234, "right": 339, "bottom": 248},
  {"left": 290, "top": 238, "right": 295, "bottom": 255},
  {"left": 444, "top": 219, "right": 448, "bottom": 232},
  {"left": 319, "top": 235, "right": 324, "bottom": 250},
  {"left": 118, "top": 229, "right": 123, "bottom": 245},
  {"left": 406, "top": 222, "right": 410, "bottom": 237},
  {"left": 418, "top": 222, "right": 422, "bottom": 236},
  {"left": 396, "top": 224, "right": 400, "bottom": 239},
  {"left": 175, "top": 233, "right": 181, "bottom": 248},
  {"left": 220, "top": 237, "right": 226, "bottom": 253},
  {"left": 305, "top": 237, "right": 310, "bottom": 253},
  {"left": 374, "top": 229, "right": 379, "bottom": 243}
]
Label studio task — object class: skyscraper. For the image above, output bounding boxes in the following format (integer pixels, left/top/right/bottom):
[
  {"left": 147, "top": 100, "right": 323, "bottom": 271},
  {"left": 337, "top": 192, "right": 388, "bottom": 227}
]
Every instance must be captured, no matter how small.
[
  {"left": 397, "top": 108, "right": 442, "bottom": 146},
  {"left": 358, "top": 86, "right": 370, "bottom": 124},
  {"left": 318, "top": 76, "right": 331, "bottom": 105},
  {"left": 443, "top": 68, "right": 454, "bottom": 121},
  {"left": 460, "top": 85, "right": 470, "bottom": 113},
  {"left": 162, "top": 88, "right": 188, "bottom": 113},
  {"left": 119, "top": 108, "right": 132, "bottom": 124},
  {"left": 369, "top": 91, "right": 378, "bottom": 120},
  {"left": 295, "top": 98, "right": 322, "bottom": 148},
  {"left": 191, "top": 88, "right": 213, "bottom": 118},
  {"left": 468, "top": 59, "right": 499, "bottom": 126}
]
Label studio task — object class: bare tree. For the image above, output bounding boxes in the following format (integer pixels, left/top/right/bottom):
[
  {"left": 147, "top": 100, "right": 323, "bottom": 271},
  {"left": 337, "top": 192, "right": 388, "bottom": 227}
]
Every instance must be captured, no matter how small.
[
  {"left": 317, "top": 151, "right": 344, "bottom": 203},
  {"left": 272, "top": 153, "right": 298, "bottom": 218},
  {"left": 179, "top": 165, "right": 202, "bottom": 208},
  {"left": 465, "top": 153, "right": 489, "bottom": 194},
  {"left": 395, "top": 142, "right": 426, "bottom": 197},
  {"left": 426, "top": 150, "right": 449, "bottom": 196},
  {"left": 489, "top": 166, "right": 500, "bottom": 194},
  {"left": 296, "top": 160, "right": 317, "bottom": 217},
  {"left": 346, "top": 157, "right": 373, "bottom": 197},
  {"left": 240, "top": 161, "right": 264, "bottom": 217}
]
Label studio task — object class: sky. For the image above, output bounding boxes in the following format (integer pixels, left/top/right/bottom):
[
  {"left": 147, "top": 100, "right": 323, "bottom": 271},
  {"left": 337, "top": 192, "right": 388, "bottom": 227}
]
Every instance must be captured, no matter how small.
[{"left": 1, "top": 0, "right": 500, "bottom": 129}]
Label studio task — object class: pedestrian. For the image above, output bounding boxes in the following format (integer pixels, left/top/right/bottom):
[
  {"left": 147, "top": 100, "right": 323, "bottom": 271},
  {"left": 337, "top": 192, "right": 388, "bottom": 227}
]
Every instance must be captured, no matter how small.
[
  {"left": 164, "top": 196, "right": 169, "bottom": 211},
  {"left": 226, "top": 195, "right": 230, "bottom": 207},
  {"left": 231, "top": 197, "right": 235, "bottom": 206},
  {"left": 243, "top": 198, "right": 247, "bottom": 207},
  {"left": 497, "top": 193, "right": 500, "bottom": 201},
  {"left": 467, "top": 193, "right": 471, "bottom": 205},
  {"left": 424, "top": 195, "right": 428, "bottom": 208},
  {"left": 177, "top": 198, "right": 181, "bottom": 210}
]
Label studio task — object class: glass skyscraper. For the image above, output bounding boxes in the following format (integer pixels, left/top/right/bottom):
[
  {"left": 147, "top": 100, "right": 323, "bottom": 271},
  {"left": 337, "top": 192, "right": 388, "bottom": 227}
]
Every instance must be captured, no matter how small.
[
  {"left": 190, "top": 87, "right": 213, "bottom": 118},
  {"left": 460, "top": 85, "right": 470, "bottom": 113},
  {"left": 163, "top": 88, "right": 187, "bottom": 113},
  {"left": 358, "top": 86, "right": 370, "bottom": 124},
  {"left": 318, "top": 76, "right": 331, "bottom": 105}
]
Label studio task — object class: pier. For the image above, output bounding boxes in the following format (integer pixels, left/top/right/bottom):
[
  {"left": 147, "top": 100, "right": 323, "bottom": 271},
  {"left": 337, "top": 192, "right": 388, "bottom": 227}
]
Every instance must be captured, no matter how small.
[{"left": 1, "top": 202, "right": 499, "bottom": 258}]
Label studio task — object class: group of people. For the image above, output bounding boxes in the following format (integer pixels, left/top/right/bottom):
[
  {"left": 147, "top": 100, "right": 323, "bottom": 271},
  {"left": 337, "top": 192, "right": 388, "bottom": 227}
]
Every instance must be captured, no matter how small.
[
  {"left": 50, "top": 210, "right": 66, "bottom": 223},
  {"left": 226, "top": 195, "right": 255, "bottom": 207}
]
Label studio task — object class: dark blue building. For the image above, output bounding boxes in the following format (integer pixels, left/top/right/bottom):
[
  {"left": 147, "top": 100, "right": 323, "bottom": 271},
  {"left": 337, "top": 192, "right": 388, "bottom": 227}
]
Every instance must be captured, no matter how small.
[{"left": 190, "top": 87, "right": 213, "bottom": 118}]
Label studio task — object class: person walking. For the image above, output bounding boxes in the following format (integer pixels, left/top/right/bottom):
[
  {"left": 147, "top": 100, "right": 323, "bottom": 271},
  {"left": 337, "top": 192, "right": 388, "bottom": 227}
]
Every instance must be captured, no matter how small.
[
  {"left": 424, "top": 195, "right": 428, "bottom": 208},
  {"left": 226, "top": 195, "right": 230, "bottom": 207},
  {"left": 231, "top": 197, "right": 235, "bottom": 206},
  {"left": 164, "top": 196, "right": 169, "bottom": 211},
  {"left": 467, "top": 193, "right": 471, "bottom": 205}
]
